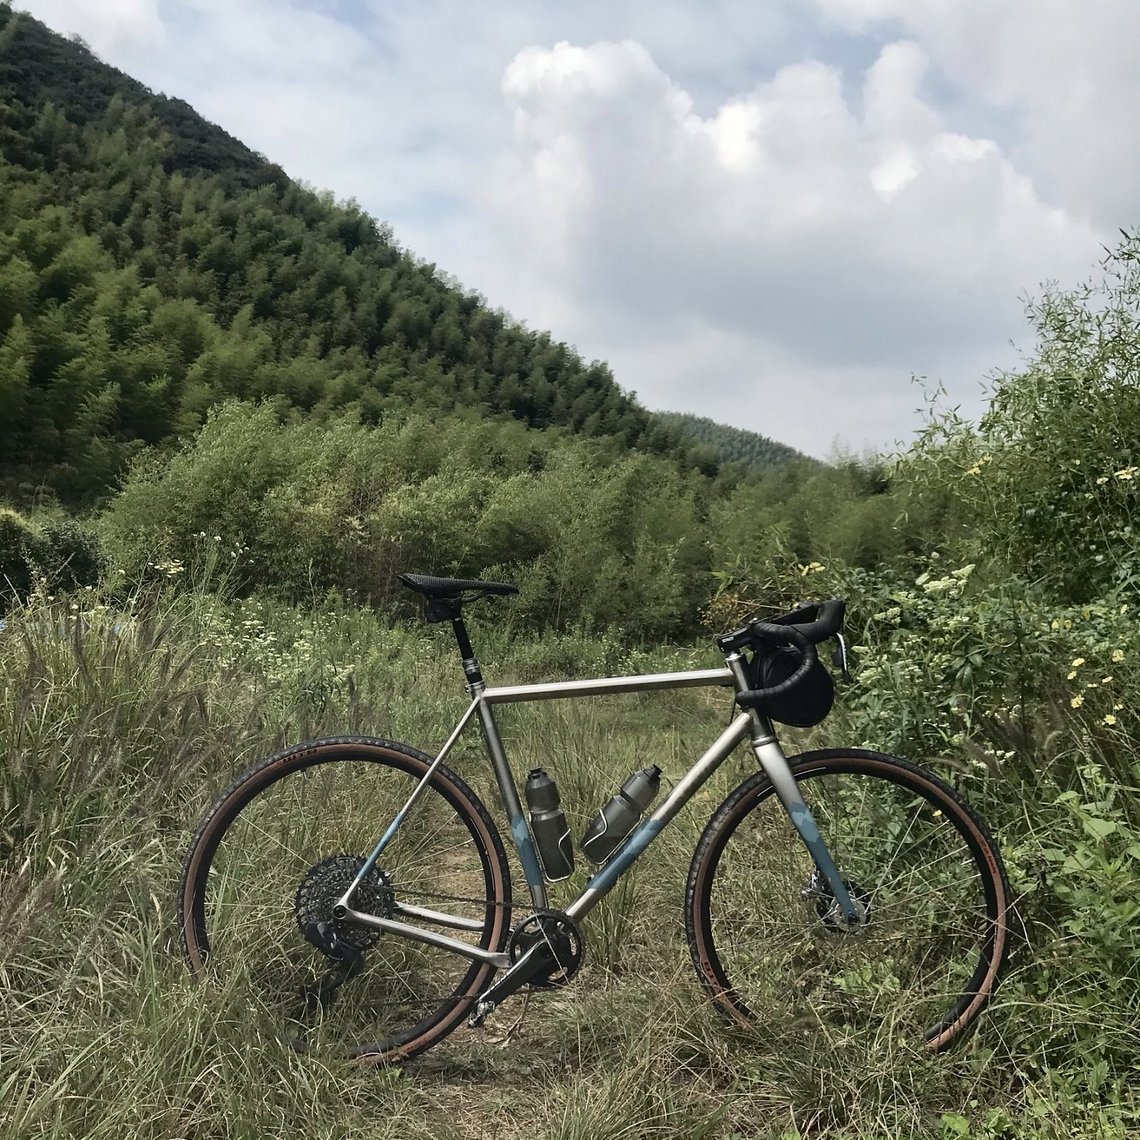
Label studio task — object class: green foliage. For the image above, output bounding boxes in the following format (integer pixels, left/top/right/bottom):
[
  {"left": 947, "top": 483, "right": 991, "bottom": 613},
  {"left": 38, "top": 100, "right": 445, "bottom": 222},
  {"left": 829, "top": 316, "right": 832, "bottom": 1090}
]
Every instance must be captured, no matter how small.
[
  {"left": 0, "top": 504, "right": 38, "bottom": 604},
  {"left": 5, "top": 8, "right": 1140, "bottom": 1132},
  {"left": 0, "top": 5, "right": 712, "bottom": 506},
  {"left": 702, "top": 454, "right": 950, "bottom": 635},
  {"left": 711, "top": 549, "right": 1140, "bottom": 1132},
  {"left": 100, "top": 401, "right": 710, "bottom": 638},
  {"left": 33, "top": 514, "right": 105, "bottom": 591},
  {"left": 0, "top": 8, "right": 284, "bottom": 192},
  {"left": 0, "top": 506, "right": 104, "bottom": 608},
  {"left": 655, "top": 409, "right": 810, "bottom": 472},
  {"left": 3, "top": 583, "right": 1136, "bottom": 1138},
  {"left": 701, "top": 234, "right": 1140, "bottom": 1134},
  {"left": 902, "top": 240, "right": 1140, "bottom": 604}
]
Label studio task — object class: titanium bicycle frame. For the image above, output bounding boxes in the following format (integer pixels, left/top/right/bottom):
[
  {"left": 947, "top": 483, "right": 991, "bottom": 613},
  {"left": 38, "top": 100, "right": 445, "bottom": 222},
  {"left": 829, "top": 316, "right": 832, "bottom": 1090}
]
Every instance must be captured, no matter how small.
[{"left": 332, "top": 651, "right": 860, "bottom": 997}]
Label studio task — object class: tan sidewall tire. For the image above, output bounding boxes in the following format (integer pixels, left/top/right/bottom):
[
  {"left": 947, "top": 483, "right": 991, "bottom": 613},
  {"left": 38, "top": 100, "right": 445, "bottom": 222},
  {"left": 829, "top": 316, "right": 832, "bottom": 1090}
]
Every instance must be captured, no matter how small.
[{"left": 178, "top": 737, "right": 512, "bottom": 1064}]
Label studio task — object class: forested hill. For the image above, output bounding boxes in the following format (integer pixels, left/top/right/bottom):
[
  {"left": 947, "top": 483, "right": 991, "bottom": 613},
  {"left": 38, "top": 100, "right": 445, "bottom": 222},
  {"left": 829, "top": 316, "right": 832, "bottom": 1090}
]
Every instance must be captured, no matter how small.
[
  {"left": 0, "top": 5, "right": 717, "bottom": 506},
  {"left": 0, "top": 6, "right": 287, "bottom": 194},
  {"left": 656, "top": 412, "right": 811, "bottom": 471}
]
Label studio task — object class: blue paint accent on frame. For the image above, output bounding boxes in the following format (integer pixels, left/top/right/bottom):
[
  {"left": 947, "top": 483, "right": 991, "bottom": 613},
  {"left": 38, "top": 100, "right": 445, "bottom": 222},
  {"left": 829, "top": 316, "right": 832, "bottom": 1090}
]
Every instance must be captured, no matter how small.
[
  {"left": 360, "top": 809, "right": 406, "bottom": 877},
  {"left": 788, "top": 804, "right": 820, "bottom": 844},
  {"left": 511, "top": 815, "right": 544, "bottom": 887},
  {"left": 589, "top": 818, "right": 663, "bottom": 895},
  {"left": 788, "top": 804, "right": 857, "bottom": 920}
]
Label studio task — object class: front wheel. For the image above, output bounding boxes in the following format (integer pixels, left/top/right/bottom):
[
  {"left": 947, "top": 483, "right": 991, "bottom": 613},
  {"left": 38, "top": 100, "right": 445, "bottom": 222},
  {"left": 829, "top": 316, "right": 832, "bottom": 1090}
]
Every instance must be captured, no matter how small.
[
  {"left": 178, "top": 738, "right": 512, "bottom": 1063},
  {"left": 685, "top": 749, "right": 1011, "bottom": 1051}
]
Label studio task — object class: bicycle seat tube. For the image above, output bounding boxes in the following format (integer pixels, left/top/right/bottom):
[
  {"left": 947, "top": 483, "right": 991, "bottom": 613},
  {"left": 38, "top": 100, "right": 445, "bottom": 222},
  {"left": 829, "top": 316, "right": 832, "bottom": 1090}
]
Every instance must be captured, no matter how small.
[{"left": 450, "top": 608, "right": 550, "bottom": 911}]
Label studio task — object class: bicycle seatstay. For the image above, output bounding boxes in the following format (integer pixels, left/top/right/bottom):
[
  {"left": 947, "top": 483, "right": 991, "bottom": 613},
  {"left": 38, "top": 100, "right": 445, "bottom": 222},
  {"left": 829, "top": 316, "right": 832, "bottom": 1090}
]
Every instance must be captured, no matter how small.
[{"left": 340, "top": 697, "right": 483, "bottom": 903}]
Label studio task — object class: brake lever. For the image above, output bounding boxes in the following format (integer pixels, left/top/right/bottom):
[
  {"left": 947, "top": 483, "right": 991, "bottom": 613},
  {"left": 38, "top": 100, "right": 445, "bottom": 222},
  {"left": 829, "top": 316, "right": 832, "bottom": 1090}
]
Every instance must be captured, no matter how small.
[{"left": 831, "top": 633, "right": 852, "bottom": 682}]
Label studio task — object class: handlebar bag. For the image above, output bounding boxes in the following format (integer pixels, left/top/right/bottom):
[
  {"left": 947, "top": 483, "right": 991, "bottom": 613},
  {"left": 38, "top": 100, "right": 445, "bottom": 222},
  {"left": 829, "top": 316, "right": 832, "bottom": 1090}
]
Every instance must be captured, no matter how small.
[{"left": 749, "top": 645, "right": 834, "bottom": 727}]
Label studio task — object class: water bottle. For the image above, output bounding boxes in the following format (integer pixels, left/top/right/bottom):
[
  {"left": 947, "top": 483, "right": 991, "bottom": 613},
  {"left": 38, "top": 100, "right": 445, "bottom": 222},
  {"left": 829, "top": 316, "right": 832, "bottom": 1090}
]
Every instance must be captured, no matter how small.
[
  {"left": 524, "top": 769, "right": 575, "bottom": 881},
  {"left": 581, "top": 765, "right": 661, "bottom": 864}
]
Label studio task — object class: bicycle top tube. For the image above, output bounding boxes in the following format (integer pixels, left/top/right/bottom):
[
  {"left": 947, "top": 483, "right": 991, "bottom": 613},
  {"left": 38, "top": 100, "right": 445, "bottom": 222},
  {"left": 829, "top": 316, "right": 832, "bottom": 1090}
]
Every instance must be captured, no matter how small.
[
  {"left": 396, "top": 573, "right": 844, "bottom": 713},
  {"left": 481, "top": 669, "right": 735, "bottom": 704}
]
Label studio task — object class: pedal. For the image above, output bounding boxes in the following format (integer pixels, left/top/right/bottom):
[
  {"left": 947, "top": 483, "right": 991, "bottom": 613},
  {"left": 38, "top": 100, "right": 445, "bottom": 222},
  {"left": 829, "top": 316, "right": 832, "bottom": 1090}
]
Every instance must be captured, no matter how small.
[{"left": 468, "top": 999, "right": 495, "bottom": 1028}]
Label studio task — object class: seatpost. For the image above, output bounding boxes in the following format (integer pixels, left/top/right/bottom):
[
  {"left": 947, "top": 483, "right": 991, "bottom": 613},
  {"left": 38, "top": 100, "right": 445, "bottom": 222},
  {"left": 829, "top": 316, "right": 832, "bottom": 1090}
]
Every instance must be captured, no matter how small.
[{"left": 450, "top": 614, "right": 484, "bottom": 689}]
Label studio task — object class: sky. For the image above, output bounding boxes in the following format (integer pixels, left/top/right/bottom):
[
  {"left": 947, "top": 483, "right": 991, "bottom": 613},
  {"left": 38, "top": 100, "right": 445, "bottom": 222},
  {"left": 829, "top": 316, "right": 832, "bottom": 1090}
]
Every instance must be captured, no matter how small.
[{"left": 17, "top": 0, "right": 1139, "bottom": 457}]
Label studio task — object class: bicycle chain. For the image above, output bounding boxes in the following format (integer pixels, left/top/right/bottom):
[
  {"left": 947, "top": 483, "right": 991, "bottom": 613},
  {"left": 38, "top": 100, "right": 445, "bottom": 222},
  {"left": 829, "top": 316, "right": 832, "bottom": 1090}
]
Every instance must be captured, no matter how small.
[{"left": 388, "top": 883, "right": 515, "bottom": 911}]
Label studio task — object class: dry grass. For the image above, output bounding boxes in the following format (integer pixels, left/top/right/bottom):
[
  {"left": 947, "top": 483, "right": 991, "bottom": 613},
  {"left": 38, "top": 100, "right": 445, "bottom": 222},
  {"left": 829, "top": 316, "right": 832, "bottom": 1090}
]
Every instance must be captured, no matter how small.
[{"left": 1, "top": 588, "right": 1135, "bottom": 1139}]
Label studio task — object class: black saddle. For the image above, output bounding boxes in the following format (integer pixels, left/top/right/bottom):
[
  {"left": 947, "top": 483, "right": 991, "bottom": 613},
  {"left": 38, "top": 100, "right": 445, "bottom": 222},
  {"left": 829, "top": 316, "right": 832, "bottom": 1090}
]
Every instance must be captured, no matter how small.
[
  {"left": 398, "top": 573, "right": 518, "bottom": 623},
  {"left": 398, "top": 573, "right": 518, "bottom": 599}
]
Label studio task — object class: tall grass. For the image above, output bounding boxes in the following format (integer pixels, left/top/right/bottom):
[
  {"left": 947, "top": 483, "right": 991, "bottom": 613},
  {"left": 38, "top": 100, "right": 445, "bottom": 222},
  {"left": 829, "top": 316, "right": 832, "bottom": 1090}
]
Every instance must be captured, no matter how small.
[{"left": 1, "top": 584, "right": 1136, "bottom": 1138}]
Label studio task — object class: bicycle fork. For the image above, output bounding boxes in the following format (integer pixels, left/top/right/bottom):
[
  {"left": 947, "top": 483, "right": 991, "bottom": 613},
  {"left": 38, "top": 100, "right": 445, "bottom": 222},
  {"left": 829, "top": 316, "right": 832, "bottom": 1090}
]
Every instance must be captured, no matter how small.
[
  {"left": 749, "top": 732, "right": 861, "bottom": 927},
  {"left": 723, "top": 642, "right": 862, "bottom": 929}
]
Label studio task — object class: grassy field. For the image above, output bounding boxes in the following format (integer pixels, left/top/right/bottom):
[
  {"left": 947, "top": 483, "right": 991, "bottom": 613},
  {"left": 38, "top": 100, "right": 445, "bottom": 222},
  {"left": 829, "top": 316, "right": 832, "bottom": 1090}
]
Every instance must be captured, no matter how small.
[{"left": 1, "top": 587, "right": 1136, "bottom": 1139}]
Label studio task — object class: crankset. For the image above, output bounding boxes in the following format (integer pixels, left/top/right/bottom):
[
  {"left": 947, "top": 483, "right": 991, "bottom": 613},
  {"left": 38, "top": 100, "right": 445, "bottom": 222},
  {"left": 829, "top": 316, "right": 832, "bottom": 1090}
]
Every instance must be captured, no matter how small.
[{"left": 507, "top": 909, "right": 585, "bottom": 988}]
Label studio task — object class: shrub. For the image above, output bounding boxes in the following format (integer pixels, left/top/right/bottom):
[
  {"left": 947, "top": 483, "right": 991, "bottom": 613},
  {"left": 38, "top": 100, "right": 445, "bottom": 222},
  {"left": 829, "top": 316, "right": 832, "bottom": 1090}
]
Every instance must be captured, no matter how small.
[
  {"left": 31, "top": 515, "right": 105, "bottom": 591},
  {"left": 0, "top": 506, "right": 40, "bottom": 608},
  {"left": 903, "top": 233, "right": 1140, "bottom": 603},
  {"left": 99, "top": 401, "right": 715, "bottom": 638}
]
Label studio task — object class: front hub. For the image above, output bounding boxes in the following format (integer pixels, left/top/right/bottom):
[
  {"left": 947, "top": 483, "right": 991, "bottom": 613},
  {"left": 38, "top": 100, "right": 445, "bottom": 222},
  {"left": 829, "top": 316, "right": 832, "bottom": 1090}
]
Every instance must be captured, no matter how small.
[{"left": 803, "top": 871, "right": 872, "bottom": 933}]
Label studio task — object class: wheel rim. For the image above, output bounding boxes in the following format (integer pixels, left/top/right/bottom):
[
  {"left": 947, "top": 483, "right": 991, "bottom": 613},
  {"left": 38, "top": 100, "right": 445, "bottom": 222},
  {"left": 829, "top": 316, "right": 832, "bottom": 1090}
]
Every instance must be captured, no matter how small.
[
  {"left": 694, "top": 756, "right": 1005, "bottom": 1048},
  {"left": 183, "top": 748, "right": 506, "bottom": 1057}
]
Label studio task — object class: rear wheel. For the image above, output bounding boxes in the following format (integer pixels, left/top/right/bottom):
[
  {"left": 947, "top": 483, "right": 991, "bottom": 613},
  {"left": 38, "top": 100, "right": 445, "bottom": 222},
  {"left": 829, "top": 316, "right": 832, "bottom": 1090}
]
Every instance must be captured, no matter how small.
[
  {"left": 179, "top": 738, "right": 511, "bottom": 1062},
  {"left": 686, "top": 749, "right": 1010, "bottom": 1051}
]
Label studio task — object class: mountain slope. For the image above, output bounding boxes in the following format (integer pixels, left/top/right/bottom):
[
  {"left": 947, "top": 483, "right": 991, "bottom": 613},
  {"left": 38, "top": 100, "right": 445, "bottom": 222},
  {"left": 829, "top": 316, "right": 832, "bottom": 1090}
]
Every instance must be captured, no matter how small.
[
  {"left": 0, "top": 5, "right": 718, "bottom": 502},
  {"left": 0, "top": 4, "right": 820, "bottom": 503},
  {"left": 655, "top": 411, "right": 812, "bottom": 472},
  {"left": 0, "top": 14, "right": 287, "bottom": 194}
]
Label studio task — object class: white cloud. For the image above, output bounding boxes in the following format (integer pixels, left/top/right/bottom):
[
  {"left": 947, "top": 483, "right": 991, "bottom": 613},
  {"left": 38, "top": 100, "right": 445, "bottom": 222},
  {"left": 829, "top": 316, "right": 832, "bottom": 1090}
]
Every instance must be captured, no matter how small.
[
  {"left": 870, "top": 147, "right": 918, "bottom": 200},
  {"left": 478, "top": 39, "right": 1100, "bottom": 451},
  {"left": 814, "top": 0, "right": 1140, "bottom": 227}
]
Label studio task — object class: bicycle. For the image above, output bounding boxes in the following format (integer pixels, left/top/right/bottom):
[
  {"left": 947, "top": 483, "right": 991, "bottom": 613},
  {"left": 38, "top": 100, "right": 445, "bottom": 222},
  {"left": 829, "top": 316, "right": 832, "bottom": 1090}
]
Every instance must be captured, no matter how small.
[{"left": 178, "top": 573, "right": 1011, "bottom": 1063}]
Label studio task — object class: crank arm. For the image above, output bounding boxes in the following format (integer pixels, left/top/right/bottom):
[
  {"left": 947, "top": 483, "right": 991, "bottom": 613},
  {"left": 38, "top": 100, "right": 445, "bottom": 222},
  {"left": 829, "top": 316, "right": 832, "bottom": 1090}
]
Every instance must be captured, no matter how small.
[{"left": 467, "top": 942, "right": 552, "bottom": 1025}]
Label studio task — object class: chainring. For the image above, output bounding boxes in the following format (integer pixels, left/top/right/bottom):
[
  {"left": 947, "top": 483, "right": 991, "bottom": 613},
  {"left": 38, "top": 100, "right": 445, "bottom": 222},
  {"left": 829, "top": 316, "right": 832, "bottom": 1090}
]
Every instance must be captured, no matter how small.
[
  {"left": 508, "top": 909, "right": 585, "bottom": 988},
  {"left": 294, "top": 853, "right": 394, "bottom": 955}
]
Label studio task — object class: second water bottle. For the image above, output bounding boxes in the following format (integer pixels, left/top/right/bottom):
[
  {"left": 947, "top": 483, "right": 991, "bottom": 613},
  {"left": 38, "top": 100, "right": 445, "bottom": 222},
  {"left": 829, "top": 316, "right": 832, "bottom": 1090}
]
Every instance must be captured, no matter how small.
[{"left": 580, "top": 765, "right": 662, "bottom": 863}]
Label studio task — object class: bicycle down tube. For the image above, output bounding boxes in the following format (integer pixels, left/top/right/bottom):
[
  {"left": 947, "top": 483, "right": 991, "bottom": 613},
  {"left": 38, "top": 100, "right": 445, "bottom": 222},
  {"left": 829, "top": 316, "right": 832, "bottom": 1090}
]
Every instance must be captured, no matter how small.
[{"left": 336, "top": 663, "right": 857, "bottom": 964}]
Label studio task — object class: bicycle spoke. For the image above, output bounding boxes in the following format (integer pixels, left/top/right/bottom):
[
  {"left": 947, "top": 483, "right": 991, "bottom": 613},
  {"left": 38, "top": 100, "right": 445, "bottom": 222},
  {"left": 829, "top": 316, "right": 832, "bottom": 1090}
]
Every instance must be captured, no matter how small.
[
  {"left": 689, "top": 751, "right": 1008, "bottom": 1049},
  {"left": 180, "top": 742, "right": 509, "bottom": 1060}
]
